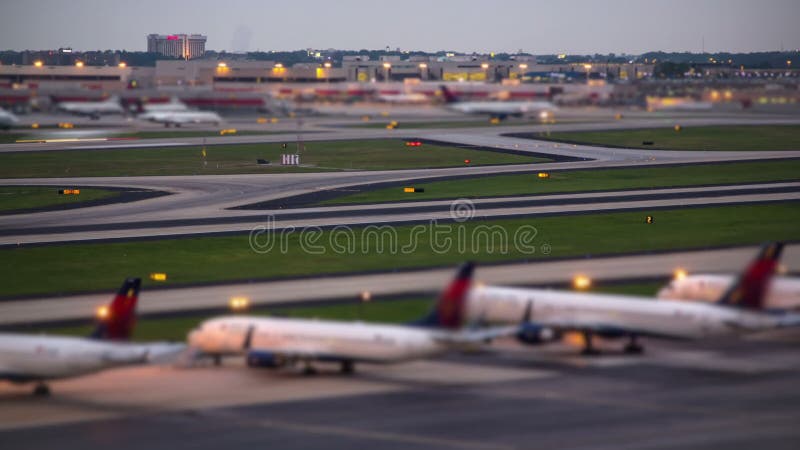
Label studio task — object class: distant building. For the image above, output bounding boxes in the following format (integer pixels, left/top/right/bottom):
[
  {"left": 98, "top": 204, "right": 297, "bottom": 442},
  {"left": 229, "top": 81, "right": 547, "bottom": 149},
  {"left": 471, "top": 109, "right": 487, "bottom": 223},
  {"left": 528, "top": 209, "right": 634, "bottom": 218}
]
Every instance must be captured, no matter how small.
[{"left": 147, "top": 34, "right": 206, "bottom": 60}]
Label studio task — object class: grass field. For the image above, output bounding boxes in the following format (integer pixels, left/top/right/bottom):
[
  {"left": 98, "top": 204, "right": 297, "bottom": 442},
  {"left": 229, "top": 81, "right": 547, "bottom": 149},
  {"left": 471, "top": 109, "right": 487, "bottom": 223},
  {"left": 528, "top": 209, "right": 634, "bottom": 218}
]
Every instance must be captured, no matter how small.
[
  {"left": 1, "top": 202, "right": 797, "bottom": 298},
  {"left": 19, "top": 282, "right": 663, "bottom": 342},
  {"left": 0, "top": 139, "right": 542, "bottom": 178},
  {"left": 319, "top": 159, "right": 800, "bottom": 205},
  {"left": 0, "top": 186, "right": 120, "bottom": 213},
  {"left": 531, "top": 125, "right": 800, "bottom": 151}
]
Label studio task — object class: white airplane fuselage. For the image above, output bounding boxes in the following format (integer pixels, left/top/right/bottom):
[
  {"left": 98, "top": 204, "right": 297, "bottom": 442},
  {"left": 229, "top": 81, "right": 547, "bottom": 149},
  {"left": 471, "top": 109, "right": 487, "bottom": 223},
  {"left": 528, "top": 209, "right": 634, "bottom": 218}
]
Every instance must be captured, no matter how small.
[
  {"left": 189, "top": 316, "right": 451, "bottom": 364},
  {"left": 0, "top": 108, "right": 20, "bottom": 129},
  {"left": 0, "top": 333, "right": 149, "bottom": 381},
  {"left": 468, "top": 285, "right": 782, "bottom": 340},
  {"left": 447, "top": 100, "right": 555, "bottom": 117},
  {"left": 139, "top": 110, "right": 222, "bottom": 126},
  {"left": 659, "top": 274, "right": 800, "bottom": 311},
  {"left": 58, "top": 99, "right": 124, "bottom": 117}
]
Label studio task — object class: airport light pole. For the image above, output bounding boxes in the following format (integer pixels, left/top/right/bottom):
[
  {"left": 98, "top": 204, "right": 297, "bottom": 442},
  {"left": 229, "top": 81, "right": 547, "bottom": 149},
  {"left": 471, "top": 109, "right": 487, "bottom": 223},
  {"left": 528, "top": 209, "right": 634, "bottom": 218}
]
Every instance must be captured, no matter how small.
[{"left": 382, "top": 62, "right": 391, "bottom": 82}]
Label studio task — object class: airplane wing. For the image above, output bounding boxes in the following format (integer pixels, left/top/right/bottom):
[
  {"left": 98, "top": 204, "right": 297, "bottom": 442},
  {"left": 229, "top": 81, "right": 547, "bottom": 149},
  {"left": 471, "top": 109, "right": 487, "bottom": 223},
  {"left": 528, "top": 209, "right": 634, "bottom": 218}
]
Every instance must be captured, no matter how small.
[
  {"left": 431, "top": 325, "right": 523, "bottom": 345},
  {"left": 140, "top": 342, "right": 188, "bottom": 364}
]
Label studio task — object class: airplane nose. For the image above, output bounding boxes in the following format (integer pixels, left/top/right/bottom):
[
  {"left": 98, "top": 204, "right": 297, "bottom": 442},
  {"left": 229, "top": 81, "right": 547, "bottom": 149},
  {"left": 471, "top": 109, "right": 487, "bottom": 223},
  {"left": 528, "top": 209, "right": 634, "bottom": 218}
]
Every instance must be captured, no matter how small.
[{"left": 187, "top": 329, "right": 203, "bottom": 348}]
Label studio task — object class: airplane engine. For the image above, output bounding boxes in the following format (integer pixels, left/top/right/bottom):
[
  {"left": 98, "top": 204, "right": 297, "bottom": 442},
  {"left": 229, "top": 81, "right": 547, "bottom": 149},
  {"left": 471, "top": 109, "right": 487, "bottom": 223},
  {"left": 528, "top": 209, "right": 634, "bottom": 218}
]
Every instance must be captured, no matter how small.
[
  {"left": 516, "top": 324, "right": 561, "bottom": 345},
  {"left": 246, "top": 350, "right": 288, "bottom": 368}
]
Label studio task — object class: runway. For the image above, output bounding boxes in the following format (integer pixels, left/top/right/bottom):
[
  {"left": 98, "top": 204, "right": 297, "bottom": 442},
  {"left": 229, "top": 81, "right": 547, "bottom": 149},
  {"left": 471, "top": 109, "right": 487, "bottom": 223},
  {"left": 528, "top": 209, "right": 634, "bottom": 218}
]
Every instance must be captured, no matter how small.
[
  {"left": 2, "top": 331, "right": 800, "bottom": 449},
  {"left": 2, "top": 112, "right": 800, "bottom": 248},
  {"left": 2, "top": 244, "right": 798, "bottom": 326}
]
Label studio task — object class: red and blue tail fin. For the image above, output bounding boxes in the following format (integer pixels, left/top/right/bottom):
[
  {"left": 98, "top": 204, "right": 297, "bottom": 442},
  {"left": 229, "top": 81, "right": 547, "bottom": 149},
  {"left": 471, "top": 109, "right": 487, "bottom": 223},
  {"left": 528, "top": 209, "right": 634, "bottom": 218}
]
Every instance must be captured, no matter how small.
[
  {"left": 90, "top": 278, "right": 141, "bottom": 341},
  {"left": 414, "top": 262, "right": 474, "bottom": 329},
  {"left": 439, "top": 85, "right": 459, "bottom": 104},
  {"left": 717, "top": 242, "right": 783, "bottom": 310}
]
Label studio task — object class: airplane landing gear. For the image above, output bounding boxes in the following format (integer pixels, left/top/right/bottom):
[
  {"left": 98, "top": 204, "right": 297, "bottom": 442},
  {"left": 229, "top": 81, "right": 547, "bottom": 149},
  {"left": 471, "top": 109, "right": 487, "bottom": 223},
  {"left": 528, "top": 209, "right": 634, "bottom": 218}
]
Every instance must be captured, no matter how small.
[
  {"left": 33, "top": 382, "right": 50, "bottom": 396},
  {"left": 581, "top": 331, "right": 601, "bottom": 356},
  {"left": 623, "top": 335, "right": 644, "bottom": 355},
  {"left": 340, "top": 360, "right": 355, "bottom": 374},
  {"left": 302, "top": 363, "right": 317, "bottom": 376}
]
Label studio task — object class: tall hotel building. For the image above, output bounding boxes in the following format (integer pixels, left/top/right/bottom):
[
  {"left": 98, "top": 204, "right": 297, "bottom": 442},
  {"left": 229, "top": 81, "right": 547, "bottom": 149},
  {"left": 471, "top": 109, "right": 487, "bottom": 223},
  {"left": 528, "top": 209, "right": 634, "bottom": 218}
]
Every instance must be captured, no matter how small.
[{"left": 147, "top": 34, "right": 207, "bottom": 59}]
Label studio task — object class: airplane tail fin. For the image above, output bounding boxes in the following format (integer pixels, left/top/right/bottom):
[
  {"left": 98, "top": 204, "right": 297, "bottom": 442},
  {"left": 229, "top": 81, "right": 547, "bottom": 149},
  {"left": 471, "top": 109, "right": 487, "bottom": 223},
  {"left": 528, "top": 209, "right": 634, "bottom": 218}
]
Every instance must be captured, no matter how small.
[
  {"left": 90, "top": 278, "right": 141, "bottom": 341},
  {"left": 717, "top": 242, "right": 783, "bottom": 310},
  {"left": 439, "top": 85, "right": 459, "bottom": 104},
  {"left": 414, "top": 262, "right": 474, "bottom": 329}
]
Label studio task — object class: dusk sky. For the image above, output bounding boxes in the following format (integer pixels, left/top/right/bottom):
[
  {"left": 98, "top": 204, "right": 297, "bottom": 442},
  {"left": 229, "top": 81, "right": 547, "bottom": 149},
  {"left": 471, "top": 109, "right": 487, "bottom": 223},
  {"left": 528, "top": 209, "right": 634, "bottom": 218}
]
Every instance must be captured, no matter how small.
[{"left": 1, "top": 0, "right": 799, "bottom": 54}]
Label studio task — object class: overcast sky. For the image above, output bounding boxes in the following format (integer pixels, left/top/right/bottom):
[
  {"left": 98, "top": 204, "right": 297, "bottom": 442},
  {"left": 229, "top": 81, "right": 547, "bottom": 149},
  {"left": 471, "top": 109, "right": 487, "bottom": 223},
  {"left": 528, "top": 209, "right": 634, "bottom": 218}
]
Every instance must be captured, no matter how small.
[{"left": 1, "top": 0, "right": 799, "bottom": 54}]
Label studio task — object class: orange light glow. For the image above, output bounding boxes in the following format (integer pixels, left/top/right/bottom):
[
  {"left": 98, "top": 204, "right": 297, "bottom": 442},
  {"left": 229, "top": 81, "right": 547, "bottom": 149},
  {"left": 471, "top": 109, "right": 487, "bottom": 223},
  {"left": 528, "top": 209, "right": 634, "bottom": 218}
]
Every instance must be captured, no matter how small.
[
  {"left": 229, "top": 296, "right": 250, "bottom": 311},
  {"left": 573, "top": 275, "right": 592, "bottom": 290},
  {"left": 217, "top": 62, "right": 227, "bottom": 68},
  {"left": 96, "top": 305, "right": 110, "bottom": 320},
  {"left": 118, "top": 62, "right": 127, "bottom": 68},
  {"left": 673, "top": 268, "right": 688, "bottom": 280},
  {"left": 418, "top": 63, "right": 428, "bottom": 69},
  {"left": 75, "top": 61, "right": 84, "bottom": 67},
  {"left": 34, "top": 60, "right": 43, "bottom": 67}
]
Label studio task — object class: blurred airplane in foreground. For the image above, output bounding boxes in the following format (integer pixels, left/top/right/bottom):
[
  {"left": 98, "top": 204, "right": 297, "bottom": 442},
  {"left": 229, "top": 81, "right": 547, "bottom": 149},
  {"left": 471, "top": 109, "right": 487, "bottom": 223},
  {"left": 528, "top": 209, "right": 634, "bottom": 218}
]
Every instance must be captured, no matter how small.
[
  {"left": 0, "top": 278, "right": 184, "bottom": 395},
  {"left": 57, "top": 95, "right": 124, "bottom": 119},
  {"left": 0, "top": 107, "right": 19, "bottom": 129},
  {"left": 659, "top": 272, "right": 800, "bottom": 311},
  {"left": 468, "top": 243, "right": 800, "bottom": 355},
  {"left": 440, "top": 85, "right": 556, "bottom": 120},
  {"left": 188, "top": 264, "right": 517, "bottom": 374}
]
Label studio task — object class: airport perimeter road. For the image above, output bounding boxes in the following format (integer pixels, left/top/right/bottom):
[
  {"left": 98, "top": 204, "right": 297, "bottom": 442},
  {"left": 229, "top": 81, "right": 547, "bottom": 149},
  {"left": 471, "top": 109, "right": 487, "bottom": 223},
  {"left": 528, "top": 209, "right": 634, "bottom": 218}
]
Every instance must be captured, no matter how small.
[{"left": 2, "top": 245, "right": 797, "bottom": 325}]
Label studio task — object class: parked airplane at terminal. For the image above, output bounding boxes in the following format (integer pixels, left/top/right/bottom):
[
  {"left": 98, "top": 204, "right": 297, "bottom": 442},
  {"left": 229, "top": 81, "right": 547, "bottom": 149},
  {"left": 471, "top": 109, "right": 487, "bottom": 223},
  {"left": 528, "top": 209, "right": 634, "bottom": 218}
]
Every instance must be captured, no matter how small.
[
  {"left": 0, "top": 107, "right": 19, "bottom": 129},
  {"left": 138, "top": 109, "right": 223, "bottom": 127},
  {"left": 467, "top": 243, "right": 799, "bottom": 354},
  {"left": 440, "top": 85, "right": 556, "bottom": 120},
  {"left": 188, "top": 264, "right": 516, "bottom": 373},
  {"left": 0, "top": 278, "right": 184, "bottom": 395},
  {"left": 376, "top": 92, "right": 429, "bottom": 104},
  {"left": 658, "top": 272, "right": 800, "bottom": 311},
  {"left": 57, "top": 95, "right": 124, "bottom": 119},
  {"left": 140, "top": 97, "right": 190, "bottom": 113}
]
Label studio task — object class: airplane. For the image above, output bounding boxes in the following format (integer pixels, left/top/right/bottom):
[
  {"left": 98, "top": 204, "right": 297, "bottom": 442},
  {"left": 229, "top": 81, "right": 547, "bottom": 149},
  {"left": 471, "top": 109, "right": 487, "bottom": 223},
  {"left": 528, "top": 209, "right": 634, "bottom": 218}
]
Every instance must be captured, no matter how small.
[
  {"left": 138, "top": 110, "right": 223, "bottom": 127},
  {"left": 376, "top": 92, "right": 429, "bottom": 104},
  {"left": 140, "top": 96, "right": 189, "bottom": 113},
  {"left": 465, "top": 243, "right": 800, "bottom": 355},
  {"left": 658, "top": 272, "right": 800, "bottom": 311},
  {"left": 187, "top": 263, "right": 517, "bottom": 374},
  {"left": 56, "top": 95, "right": 124, "bottom": 119},
  {"left": 439, "top": 85, "right": 556, "bottom": 121},
  {"left": 0, "top": 278, "right": 184, "bottom": 395},
  {"left": 0, "top": 107, "right": 20, "bottom": 129}
]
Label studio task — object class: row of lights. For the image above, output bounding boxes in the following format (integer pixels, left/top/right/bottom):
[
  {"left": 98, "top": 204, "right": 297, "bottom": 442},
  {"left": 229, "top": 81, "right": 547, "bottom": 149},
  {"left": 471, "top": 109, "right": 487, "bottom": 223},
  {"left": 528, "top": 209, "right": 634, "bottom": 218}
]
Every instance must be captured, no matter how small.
[{"left": 33, "top": 60, "right": 127, "bottom": 68}]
